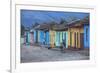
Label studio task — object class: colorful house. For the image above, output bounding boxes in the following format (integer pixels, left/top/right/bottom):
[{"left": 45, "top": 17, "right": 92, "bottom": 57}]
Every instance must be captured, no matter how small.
[
  {"left": 68, "top": 19, "right": 84, "bottom": 50},
  {"left": 84, "top": 24, "right": 90, "bottom": 49},
  {"left": 34, "top": 24, "right": 50, "bottom": 46},
  {"left": 38, "top": 31, "right": 45, "bottom": 44},
  {"left": 34, "top": 30, "right": 39, "bottom": 44},
  {"left": 83, "top": 16, "right": 90, "bottom": 49},
  {"left": 50, "top": 30, "right": 55, "bottom": 48},
  {"left": 53, "top": 25, "right": 68, "bottom": 48},
  {"left": 38, "top": 30, "right": 50, "bottom": 45},
  {"left": 54, "top": 31, "right": 68, "bottom": 48},
  {"left": 23, "top": 28, "right": 35, "bottom": 45},
  {"left": 29, "top": 30, "right": 34, "bottom": 45},
  {"left": 45, "top": 31, "right": 50, "bottom": 45},
  {"left": 24, "top": 29, "right": 30, "bottom": 45},
  {"left": 55, "top": 31, "right": 61, "bottom": 47}
]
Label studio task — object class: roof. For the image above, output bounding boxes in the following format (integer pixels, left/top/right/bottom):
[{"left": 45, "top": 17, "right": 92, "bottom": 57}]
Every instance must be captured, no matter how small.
[
  {"left": 34, "top": 24, "right": 51, "bottom": 31},
  {"left": 67, "top": 19, "right": 83, "bottom": 28},
  {"left": 67, "top": 16, "right": 89, "bottom": 28},
  {"left": 24, "top": 27, "right": 30, "bottom": 31},
  {"left": 33, "top": 16, "right": 89, "bottom": 30},
  {"left": 52, "top": 24, "right": 68, "bottom": 31},
  {"left": 34, "top": 23, "right": 68, "bottom": 31}
]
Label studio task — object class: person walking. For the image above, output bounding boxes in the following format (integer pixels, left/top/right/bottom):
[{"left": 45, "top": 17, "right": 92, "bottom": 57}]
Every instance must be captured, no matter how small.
[{"left": 60, "top": 39, "right": 66, "bottom": 53}]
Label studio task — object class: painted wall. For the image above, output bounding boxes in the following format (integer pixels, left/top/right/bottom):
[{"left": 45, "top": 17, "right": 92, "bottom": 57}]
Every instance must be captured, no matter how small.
[
  {"left": 29, "top": 32, "right": 34, "bottom": 45},
  {"left": 62, "top": 31, "right": 68, "bottom": 48},
  {"left": 55, "top": 31, "right": 60, "bottom": 47},
  {"left": 50, "top": 30, "right": 55, "bottom": 48},
  {"left": 34, "top": 30, "right": 50, "bottom": 45},
  {"left": 34, "top": 30, "right": 40, "bottom": 43},
  {"left": 38, "top": 31, "right": 40, "bottom": 43},
  {"left": 68, "top": 27, "right": 84, "bottom": 49},
  {"left": 84, "top": 24, "right": 90, "bottom": 49},
  {"left": 34, "top": 30, "right": 36, "bottom": 43},
  {"left": 45, "top": 31, "right": 50, "bottom": 45},
  {"left": 39, "top": 31, "right": 45, "bottom": 44},
  {"left": 38, "top": 31, "right": 50, "bottom": 45},
  {"left": 25, "top": 31, "right": 30, "bottom": 44},
  {"left": 55, "top": 31, "right": 68, "bottom": 48},
  {"left": 65, "top": 32, "right": 68, "bottom": 48}
]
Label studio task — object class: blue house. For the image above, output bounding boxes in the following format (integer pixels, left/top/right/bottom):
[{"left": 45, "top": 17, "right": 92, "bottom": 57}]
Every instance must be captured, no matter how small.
[
  {"left": 84, "top": 24, "right": 90, "bottom": 49},
  {"left": 45, "top": 31, "right": 50, "bottom": 45},
  {"left": 34, "top": 24, "right": 50, "bottom": 46},
  {"left": 24, "top": 31, "right": 30, "bottom": 45},
  {"left": 34, "top": 30, "right": 39, "bottom": 43},
  {"left": 34, "top": 30, "right": 45, "bottom": 44},
  {"left": 39, "top": 31, "right": 45, "bottom": 44},
  {"left": 83, "top": 16, "right": 90, "bottom": 49}
]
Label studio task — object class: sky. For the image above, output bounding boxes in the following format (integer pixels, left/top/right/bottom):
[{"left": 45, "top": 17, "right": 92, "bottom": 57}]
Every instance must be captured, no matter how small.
[{"left": 21, "top": 9, "right": 89, "bottom": 28}]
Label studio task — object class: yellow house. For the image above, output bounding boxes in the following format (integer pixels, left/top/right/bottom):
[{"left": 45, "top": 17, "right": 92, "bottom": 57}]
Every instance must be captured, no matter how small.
[
  {"left": 49, "top": 30, "right": 56, "bottom": 48},
  {"left": 68, "top": 20, "right": 84, "bottom": 50},
  {"left": 49, "top": 24, "right": 68, "bottom": 48}
]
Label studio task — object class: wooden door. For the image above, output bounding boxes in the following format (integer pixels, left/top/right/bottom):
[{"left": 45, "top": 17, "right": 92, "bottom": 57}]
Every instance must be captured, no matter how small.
[
  {"left": 26, "top": 32, "right": 28, "bottom": 43},
  {"left": 36, "top": 30, "right": 38, "bottom": 43},
  {"left": 80, "top": 33, "right": 84, "bottom": 49},
  {"left": 70, "top": 32, "right": 72, "bottom": 47}
]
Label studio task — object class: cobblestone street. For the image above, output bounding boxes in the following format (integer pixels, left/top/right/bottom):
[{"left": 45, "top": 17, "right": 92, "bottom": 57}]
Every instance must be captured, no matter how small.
[{"left": 21, "top": 45, "right": 89, "bottom": 63}]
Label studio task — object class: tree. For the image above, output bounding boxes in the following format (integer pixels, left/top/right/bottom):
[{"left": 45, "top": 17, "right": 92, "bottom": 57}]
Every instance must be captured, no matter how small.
[
  {"left": 48, "top": 21, "right": 58, "bottom": 30},
  {"left": 60, "top": 18, "right": 67, "bottom": 24},
  {"left": 83, "top": 15, "right": 89, "bottom": 24},
  {"left": 21, "top": 25, "right": 25, "bottom": 37},
  {"left": 32, "top": 22, "right": 40, "bottom": 28},
  {"left": 59, "top": 18, "right": 69, "bottom": 27}
]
